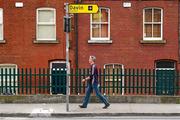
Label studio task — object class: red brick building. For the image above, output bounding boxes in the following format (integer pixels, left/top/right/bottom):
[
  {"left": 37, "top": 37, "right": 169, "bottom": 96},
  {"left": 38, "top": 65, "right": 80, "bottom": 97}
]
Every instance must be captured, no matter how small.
[
  {"left": 0, "top": 0, "right": 76, "bottom": 95},
  {"left": 0, "top": 0, "right": 179, "bottom": 72},
  {"left": 0, "top": 0, "right": 179, "bottom": 95},
  {"left": 0, "top": 0, "right": 76, "bottom": 70},
  {"left": 77, "top": 0, "right": 179, "bottom": 70}
]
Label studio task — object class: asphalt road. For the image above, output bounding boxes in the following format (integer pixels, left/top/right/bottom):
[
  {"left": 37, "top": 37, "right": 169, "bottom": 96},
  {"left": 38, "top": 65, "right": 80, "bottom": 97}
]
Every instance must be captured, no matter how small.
[{"left": 1, "top": 116, "right": 180, "bottom": 120}]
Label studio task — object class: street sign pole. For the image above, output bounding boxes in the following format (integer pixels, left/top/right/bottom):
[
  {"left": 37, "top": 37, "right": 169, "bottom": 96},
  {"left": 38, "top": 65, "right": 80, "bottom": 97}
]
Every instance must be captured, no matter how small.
[{"left": 64, "top": 3, "right": 70, "bottom": 112}]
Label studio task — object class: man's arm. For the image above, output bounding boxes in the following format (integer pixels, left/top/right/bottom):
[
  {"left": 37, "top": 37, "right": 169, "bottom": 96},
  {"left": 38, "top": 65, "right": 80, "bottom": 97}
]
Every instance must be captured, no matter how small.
[
  {"left": 82, "top": 76, "right": 90, "bottom": 82},
  {"left": 91, "top": 64, "right": 95, "bottom": 84},
  {"left": 82, "top": 65, "right": 95, "bottom": 83}
]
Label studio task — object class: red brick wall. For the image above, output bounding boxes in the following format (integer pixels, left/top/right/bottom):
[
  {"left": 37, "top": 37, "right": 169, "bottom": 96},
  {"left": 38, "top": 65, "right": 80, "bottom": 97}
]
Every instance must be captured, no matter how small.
[
  {"left": 78, "top": 0, "right": 179, "bottom": 69},
  {"left": 0, "top": 0, "right": 179, "bottom": 69},
  {"left": 0, "top": 0, "right": 75, "bottom": 68}
]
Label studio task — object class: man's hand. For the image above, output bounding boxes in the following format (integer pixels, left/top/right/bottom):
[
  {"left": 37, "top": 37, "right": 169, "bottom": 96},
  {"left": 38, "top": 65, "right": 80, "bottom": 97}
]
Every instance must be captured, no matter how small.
[
  {"left": 82, "top": 79, "right": 86, "bottom": 83},
  {"left": 82, "top": 77, "right": 90, "bottom": 83}
]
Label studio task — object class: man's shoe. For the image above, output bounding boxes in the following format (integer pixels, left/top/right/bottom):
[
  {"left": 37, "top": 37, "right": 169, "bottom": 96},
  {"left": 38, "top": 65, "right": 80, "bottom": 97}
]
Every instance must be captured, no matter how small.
[
  {"left": 103, "top": 103, "right": 110, "bottom": 109},
  {"left": 79, "top": 105, "right": 87, "bottom": 108}
]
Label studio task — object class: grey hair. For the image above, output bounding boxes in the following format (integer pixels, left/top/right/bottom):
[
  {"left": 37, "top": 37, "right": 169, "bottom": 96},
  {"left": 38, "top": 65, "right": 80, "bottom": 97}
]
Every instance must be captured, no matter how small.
[{"left": 89, "top": 55, "right": 96, "bottom": 62}]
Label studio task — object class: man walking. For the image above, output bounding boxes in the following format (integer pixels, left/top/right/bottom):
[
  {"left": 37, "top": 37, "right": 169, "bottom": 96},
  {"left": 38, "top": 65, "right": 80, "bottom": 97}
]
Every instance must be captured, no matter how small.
[{"left": 79, "top": 56, "right": 110, "bottom": 109}]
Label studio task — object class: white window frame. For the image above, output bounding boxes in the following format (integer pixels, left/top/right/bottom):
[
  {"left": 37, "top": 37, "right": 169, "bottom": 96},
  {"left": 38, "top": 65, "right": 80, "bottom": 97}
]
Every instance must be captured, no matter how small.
[
  {"left": 143, "top": 7, "right": 163, "bottom": 41},
  {"left": 50, "top": 61, "right": 67, "bottom": 71},
  {"left": 89, "top": 7, "right": 111, "bottom": 43},
  {"left": 104, "top": 63, "right": 124, "bottom": 81},
  {"left": 0, "top": 8, "right": 3, "bottom": 41},
  {"left": 36, "top": 8, "right": 56, "bottom": 41},
  {"left": 0, "top": 64, "right": 18, "bottom": 95},
  {"left": 104, "top": 63, "right": 125, "bottom": 95}
]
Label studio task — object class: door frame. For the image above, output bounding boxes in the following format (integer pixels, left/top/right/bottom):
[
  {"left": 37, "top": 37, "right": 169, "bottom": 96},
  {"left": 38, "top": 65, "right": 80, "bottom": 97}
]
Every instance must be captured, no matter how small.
[{"left": 50, "top": 61, "right": 66, "bottom": 94}]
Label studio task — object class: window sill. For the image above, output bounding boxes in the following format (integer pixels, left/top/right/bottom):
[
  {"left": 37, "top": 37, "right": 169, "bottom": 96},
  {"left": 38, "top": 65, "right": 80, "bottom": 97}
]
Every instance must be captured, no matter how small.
[
  {"left": 0, "top": 40, "right": 6, "bottom": 43},
  {"left": 88, "top": 40, "right": 112, "bottom": 44},
  {"left": 34, "top": 40, "right": 59, "bottom": 44},
  {"left": 140, "top": 40, "right": 166, "bottom": 44}
]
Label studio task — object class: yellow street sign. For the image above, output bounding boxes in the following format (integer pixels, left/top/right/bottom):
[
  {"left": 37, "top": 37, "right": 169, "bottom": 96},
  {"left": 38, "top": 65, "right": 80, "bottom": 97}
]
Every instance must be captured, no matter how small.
[{"left": 68, "top": 4, "right": 98, "bottom": 14}]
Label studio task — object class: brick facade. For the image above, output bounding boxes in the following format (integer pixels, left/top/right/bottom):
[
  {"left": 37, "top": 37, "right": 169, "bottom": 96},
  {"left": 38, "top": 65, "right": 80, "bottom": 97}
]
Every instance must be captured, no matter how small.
[
  {"left": 0, "top": 0, "right": 179, "bottom": 69},
  {"left": 0, "top": 0, "right": 75, "bottom": 68},
  {"left": 0, "top": 0, "right": 179, "bottom": 95},
  {"left": 78, "top": 0, "right": 179, "bottom": 69}
]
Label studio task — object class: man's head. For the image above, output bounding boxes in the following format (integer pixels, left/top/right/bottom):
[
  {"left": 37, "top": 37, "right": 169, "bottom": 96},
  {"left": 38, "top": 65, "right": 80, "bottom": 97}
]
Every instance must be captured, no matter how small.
[{"left": 89, "top": 55, "right": 96, "bottom": 64}]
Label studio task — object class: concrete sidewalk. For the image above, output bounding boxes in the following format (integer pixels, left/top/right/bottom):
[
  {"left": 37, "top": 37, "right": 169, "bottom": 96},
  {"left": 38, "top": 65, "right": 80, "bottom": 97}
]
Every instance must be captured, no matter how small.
[{"left": 0, "top": 103, "right": 180, "bottom": 117}]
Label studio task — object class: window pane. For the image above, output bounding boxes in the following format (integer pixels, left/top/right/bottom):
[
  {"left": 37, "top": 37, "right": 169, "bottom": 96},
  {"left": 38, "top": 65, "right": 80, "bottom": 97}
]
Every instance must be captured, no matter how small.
[
  {"left": 38, "top": 10, "right": 55, "bottom": 23},
  {"left": 0, "top": 24, "right": 2, "bottom": 40},
  {"left": 105, "top": 65, "right": 113, "bottom": 72},
  {"left": 0, "top": 66, "right": 16, "bottom": 81},
  {"left": 105, "top": 65, "right": 113, "bottom": 69},
  {"left": 0, "top": 10, "right": 2, "bottom": 23},
  {"left": 38, "top": 25, "right": 55, "bottom": 39},
  {"left": 101, "top": 9, "right": 108, "bottom": 22},
  {"left": 153, "top": 24, "right": 161, "bottom": 37},
  {"left": 91, "top": 8, "right": 110, "bottom": 40},
  {"left": 101, "top": 24, "right": 108, "bottom": 37},
  {"left": 154, "top": 9, "right": 161, "bottom": 22},
  {"left": 92, "top": 13, "right": 101, "bottom": 22},
  {"left": 156, "top": 61, "right": 174, "bottom": 68},
  {"left": 105, "top": 65, "right": 113, "bottom": 80},
  {"left": 0, "top": 66, "right": 17, "bottom": 94},
  {"left": 145, "top": 24, "right": 152, "bottom": 37},
  {"left": 145, "top": 9, "right": 152, "bottom": 22},
  {"left": 114, "top": 64, "right": 123, "bottom": 69},
  {"left": 92, "top": 24, "right": 100, "bottom": 37}
]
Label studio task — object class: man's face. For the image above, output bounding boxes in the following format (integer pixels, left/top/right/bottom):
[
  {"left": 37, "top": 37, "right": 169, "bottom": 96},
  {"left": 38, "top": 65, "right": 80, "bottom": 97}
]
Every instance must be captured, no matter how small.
[{"left": 89, "top": 57, "right": 92, "bottom": 64}]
